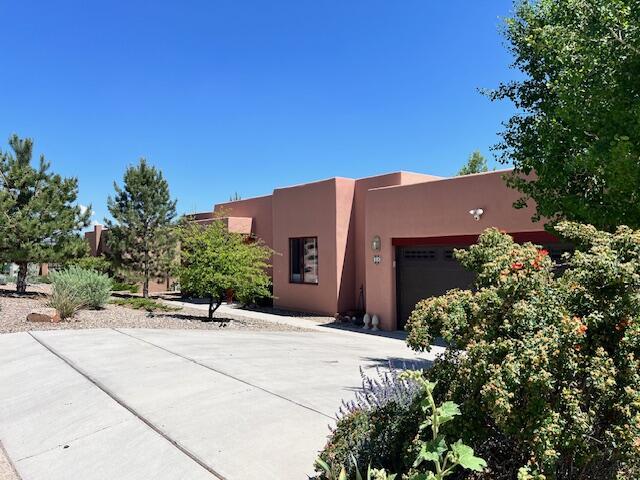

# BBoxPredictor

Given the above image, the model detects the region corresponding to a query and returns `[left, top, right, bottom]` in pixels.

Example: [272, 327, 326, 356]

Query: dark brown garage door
[396, 245, 475, 330]
[395, 242, 574, 330]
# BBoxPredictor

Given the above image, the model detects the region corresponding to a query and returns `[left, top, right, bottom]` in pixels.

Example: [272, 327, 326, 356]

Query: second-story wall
[214, 195, 273, 247]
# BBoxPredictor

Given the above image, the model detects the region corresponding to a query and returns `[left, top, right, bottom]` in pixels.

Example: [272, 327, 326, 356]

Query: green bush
[318, 368, 425, 478]
[50, 266, 112, 310]
[407, 222, 640, 479]
[110, 297, 179, 312]
[48, 284, 83, 319]
[317, 371, 486, 480]
[67, 255, 112, 275]
[322, 401, 421, 478]
[111, 281, 139, 293]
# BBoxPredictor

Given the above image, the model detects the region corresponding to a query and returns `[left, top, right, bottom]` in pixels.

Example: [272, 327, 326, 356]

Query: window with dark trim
[289, 237, 319, 284]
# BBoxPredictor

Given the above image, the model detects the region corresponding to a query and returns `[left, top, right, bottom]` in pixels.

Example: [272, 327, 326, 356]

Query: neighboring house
[84, 225, 172, 295]
[1, 263, 48, 278]
[195, 169, 567, 331]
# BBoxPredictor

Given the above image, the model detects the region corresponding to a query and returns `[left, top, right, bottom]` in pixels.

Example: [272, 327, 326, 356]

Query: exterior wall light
[469, 208, 484, 221]
[371, 235, 381, 251]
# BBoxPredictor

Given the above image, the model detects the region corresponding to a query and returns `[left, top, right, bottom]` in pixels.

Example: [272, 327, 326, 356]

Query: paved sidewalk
[162, 299, 409, 340]
[0, 327, 438, 480]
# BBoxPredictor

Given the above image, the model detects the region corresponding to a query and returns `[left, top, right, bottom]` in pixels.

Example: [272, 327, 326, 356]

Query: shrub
[50, 266, 111, 310]
[317, 371, 486, 480]
[110, 297, 179, 312]
[48, 284, 83, 319]
[406, 222, 640, 479]
[67, 255, 112, 275]
[111, 281, 139, 293]
[317, 368, 424, 478]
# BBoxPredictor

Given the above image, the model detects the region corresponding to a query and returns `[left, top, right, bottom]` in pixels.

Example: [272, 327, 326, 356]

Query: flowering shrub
[338, 366, 423, 417]
[407, 222, 640, 479]
[316, 371, 486, 480]
[317, 367, 423, 478]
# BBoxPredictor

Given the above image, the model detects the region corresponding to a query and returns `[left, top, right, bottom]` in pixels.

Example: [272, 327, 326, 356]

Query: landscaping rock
[27, 308, 61, 323]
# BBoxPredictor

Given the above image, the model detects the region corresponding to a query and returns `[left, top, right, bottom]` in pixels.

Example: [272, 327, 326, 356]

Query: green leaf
[407, 474, 433, 480]
[451, 440, 487, 472]
[414, 436, 447, 467]
[315, 457, 331, 474]
[436, 401, 461, 424]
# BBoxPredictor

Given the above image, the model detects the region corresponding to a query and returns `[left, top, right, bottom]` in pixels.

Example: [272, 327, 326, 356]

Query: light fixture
[371, 235, 381, 251]
[469, 208, 484, 221]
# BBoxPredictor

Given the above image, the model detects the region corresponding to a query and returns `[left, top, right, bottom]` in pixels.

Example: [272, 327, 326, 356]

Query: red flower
[538, 249, 549, 257]
[577, 324, 588, 335]
[511, 261, 524, 270]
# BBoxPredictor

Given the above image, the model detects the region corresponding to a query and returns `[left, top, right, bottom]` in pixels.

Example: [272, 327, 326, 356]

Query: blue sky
[1, 0, 519, 225]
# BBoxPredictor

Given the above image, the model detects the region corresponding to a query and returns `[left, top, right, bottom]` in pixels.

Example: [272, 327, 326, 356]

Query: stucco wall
[270, 179, 340, 314]
[364, 170, 542, 330]
[214, 195, 273, 246]
[84, 224, 107, 256]
[351, 172, 441, 310]
[335, 178, 356, 313]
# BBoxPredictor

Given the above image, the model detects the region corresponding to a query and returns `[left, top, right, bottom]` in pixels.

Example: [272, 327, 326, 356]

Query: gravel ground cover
[0, 285, 309, 334]
[0, 444, 18, 480]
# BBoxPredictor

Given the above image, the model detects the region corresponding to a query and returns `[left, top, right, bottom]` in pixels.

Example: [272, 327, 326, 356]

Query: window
[290, 237, 318, 284]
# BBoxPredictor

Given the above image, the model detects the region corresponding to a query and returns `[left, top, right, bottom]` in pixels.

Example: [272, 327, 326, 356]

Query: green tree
[177, 220, 272, 319]
[106, 158, 177, 297]
[0, 134, 90, 293]
[491, 0, 640, 230]
[457, 151, 489, 176]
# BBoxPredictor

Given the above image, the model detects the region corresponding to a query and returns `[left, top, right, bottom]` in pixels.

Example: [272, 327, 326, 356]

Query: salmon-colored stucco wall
[224, 216, 253, 234]
[271, 179, 342, 314]
[335, 178, 356, 313]
[214, 195, 273, 247]
[364, 170, 542, 330]
[352, 172, 441, 310]
[84, 224, 106, 256]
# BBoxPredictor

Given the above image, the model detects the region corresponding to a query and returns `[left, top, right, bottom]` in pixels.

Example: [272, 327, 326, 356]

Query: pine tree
[0, 134, 90, 293]
[106, 158, 177, 297]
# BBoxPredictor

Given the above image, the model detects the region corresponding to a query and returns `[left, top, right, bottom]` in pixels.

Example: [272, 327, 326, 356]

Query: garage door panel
[396, 246, 474, 330]
[395, 242, 574, 330]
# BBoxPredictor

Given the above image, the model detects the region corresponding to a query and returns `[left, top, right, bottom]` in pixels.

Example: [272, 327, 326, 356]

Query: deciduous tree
[177, 220, 272, 319]
[457, 151, 489, 176]
[492, 0, 640, 230]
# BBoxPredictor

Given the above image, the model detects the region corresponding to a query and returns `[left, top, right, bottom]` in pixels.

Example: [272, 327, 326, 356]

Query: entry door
[395, 245, 475, 330]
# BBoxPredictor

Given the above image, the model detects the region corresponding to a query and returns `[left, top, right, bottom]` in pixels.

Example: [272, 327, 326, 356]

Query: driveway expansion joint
[111, 328, 335, 420]
[13, 420, 132, 463]
[27, 331, 227, 480]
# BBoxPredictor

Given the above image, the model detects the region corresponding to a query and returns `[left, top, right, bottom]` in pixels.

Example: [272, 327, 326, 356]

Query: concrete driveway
[0, 327, 438, 480]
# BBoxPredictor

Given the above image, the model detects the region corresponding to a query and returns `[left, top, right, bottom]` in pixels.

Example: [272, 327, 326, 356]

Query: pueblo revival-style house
[189, 169, 565, 331]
